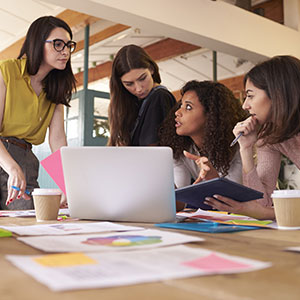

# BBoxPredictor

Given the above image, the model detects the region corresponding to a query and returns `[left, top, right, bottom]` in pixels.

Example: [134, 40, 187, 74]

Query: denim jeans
[0, 138, 39, 210]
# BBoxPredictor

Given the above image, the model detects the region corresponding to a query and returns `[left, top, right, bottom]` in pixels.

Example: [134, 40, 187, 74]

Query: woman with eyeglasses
[0, 16, 76, 210]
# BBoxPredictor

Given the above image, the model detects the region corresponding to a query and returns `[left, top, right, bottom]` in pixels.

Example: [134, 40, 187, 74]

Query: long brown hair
[159, 80, 247, 176]
[244, 55, 300, 145]
[18, 16, 76, 106]
[108, 44, 161, 146]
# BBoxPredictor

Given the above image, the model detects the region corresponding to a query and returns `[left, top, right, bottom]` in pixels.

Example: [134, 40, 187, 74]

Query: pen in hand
[11, 185, 31, 195]
[230, 132, 244, 147]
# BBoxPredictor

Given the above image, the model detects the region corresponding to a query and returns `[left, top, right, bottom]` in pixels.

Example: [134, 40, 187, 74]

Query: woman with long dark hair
[0, 16, 76, 209]
[204, 56, 300, 220]
[108, 44, 176, 146]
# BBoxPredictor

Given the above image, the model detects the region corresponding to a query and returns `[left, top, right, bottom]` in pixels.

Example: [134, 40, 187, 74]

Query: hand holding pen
[6, 185, 32, 206]
[231, 115, 259, 149]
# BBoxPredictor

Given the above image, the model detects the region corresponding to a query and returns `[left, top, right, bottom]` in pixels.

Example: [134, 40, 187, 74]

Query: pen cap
[32, 188, 62, 196]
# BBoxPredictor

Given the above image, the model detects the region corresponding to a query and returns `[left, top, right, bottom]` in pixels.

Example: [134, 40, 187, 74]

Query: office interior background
[0, 0, 299, 188]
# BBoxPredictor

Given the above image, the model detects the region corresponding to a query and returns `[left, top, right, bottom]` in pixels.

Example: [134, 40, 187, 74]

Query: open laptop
[60, 146, 176, 223]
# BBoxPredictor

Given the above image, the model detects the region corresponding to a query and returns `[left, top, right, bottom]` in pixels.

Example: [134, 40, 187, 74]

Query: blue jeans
[0, 138, 39, 210]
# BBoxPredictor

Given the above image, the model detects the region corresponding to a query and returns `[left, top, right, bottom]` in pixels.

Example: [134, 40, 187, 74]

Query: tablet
[175, 177, 264, 210]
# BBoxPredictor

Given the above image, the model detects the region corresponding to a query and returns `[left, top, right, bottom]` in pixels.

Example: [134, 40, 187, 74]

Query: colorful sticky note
[0, 228, 12, 237]
[34, 252, 97, 267]
[182, 253, 250, 271]
[41, 149, 66, 194]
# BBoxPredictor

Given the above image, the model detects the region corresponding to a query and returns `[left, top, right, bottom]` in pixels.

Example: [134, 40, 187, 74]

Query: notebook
[175, 177, 264, 210]
[60, 146, 176, 223]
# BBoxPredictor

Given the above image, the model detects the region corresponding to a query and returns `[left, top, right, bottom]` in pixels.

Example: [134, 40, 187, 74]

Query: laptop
[60, 146, 176, 223]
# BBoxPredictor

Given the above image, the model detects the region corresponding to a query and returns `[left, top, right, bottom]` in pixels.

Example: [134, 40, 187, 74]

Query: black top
[131, 86, 176, 146]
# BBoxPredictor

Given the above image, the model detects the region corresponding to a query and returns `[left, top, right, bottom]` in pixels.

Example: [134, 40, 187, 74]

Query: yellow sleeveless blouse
[0, 58, 56, 145]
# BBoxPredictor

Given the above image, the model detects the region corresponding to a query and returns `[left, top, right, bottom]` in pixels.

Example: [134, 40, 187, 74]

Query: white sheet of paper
[1, 222, 144, 236]
[6, 245, 271, 292]
[17, 229, 203, 252]
[0, 208, 69, 218]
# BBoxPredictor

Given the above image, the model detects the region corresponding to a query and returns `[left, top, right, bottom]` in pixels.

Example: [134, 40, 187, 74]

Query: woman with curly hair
[159, 80, 247, 196]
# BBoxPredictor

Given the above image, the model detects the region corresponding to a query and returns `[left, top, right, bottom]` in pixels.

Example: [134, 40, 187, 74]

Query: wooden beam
[252, 0, 283, 24]
[74, 24, 130, 53]
[0, 9, 100, 60]
[144, 38, 199, 62]
[172, 74, 245, 102]
[75, 38, 200, 87]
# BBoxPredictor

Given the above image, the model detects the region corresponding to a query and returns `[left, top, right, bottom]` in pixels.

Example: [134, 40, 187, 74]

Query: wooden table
[1, 216, 300, 300]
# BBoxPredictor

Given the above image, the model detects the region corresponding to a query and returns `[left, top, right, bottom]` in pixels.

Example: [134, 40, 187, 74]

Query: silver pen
[230, 132, 244, 147]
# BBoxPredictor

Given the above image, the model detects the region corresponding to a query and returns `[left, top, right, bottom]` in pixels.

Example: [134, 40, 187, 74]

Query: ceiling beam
[42, 0, 300, 63]
[74, 24, 129, 53]
[74, 38, 200, 87]
[0, 9, 100, 60]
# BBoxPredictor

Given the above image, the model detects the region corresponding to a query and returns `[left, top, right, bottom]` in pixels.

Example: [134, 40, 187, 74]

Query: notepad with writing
[175, 178, 264, 210]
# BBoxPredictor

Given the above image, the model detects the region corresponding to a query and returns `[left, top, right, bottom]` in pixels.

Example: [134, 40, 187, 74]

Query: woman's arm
[48, 104, 67, 152]
[48, 104, 68, 207]
[204, 194, 275, 220]
[0, 71, 30, 203]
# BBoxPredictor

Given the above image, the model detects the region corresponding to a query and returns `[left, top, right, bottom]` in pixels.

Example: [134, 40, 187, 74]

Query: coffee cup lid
[271, 190, 300, 198]
[32, 188, 62, 196]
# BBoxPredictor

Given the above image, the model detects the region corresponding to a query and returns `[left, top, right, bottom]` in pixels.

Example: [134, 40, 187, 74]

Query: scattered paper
[17, 229, 204, 252]
[177, 209, 277, 228]
[6, 245, 271, 291]
[156, 222, 259, 233]
[1, 222, 143, 236]
[0, 208, 69, 218]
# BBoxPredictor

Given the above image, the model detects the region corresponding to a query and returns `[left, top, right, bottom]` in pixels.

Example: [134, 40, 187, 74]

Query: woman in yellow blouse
[0, 16, 76, 209]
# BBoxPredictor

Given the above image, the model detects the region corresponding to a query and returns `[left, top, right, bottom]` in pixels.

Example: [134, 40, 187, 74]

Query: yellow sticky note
[34, 252, 97, 267]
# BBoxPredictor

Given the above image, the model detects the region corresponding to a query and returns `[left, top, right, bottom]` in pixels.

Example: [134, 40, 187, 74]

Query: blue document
[175, 177, 264, 210]
[156, 222, 260, 233]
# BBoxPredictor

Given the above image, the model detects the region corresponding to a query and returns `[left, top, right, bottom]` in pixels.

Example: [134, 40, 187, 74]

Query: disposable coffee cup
[32, 189, 62, 222]
[271, 190, 300, 230]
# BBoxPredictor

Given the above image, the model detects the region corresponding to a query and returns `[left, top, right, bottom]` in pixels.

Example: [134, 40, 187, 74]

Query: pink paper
[40, 149, 66, 195]
[182, 253, 250, 271]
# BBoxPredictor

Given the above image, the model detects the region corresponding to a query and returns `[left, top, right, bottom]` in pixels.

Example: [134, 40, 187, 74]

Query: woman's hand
[60, 193, 68, 208]
[184, 150, 219, 184]
[204, 194, 275, 220]
[6, 165, 31, 206]
[233, 115, 259, 150]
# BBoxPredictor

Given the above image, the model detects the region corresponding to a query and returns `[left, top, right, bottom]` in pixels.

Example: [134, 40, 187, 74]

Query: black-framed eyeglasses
[45, 39, 77, 53]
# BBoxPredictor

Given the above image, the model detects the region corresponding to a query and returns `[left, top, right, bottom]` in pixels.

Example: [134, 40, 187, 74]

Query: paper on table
[156, 222, 259, 233]
[17, 229, 204, 252]
[6, 245, 271, 291]
[40, 149, 66, 194]
[177, 209, 277, 228]
[0, 208, 69, 218]
[1, 222, 144, 236]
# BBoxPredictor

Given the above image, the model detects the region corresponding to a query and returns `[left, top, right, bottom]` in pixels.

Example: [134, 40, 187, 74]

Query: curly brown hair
[159, 80, 248, 176]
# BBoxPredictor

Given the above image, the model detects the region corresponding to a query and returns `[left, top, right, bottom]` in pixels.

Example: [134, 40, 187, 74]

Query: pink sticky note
[40, 149, 66, 195]
[182, 253, 250, 272]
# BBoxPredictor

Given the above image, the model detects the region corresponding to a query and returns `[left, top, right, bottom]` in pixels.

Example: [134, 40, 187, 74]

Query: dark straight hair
[108, 44, 161, 146]
[18, 16, 76, 106]
[244, 55, 300, 144]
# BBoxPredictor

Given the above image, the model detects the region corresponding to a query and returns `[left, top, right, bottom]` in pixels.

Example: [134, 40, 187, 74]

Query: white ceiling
[0, 0, 265, 93]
